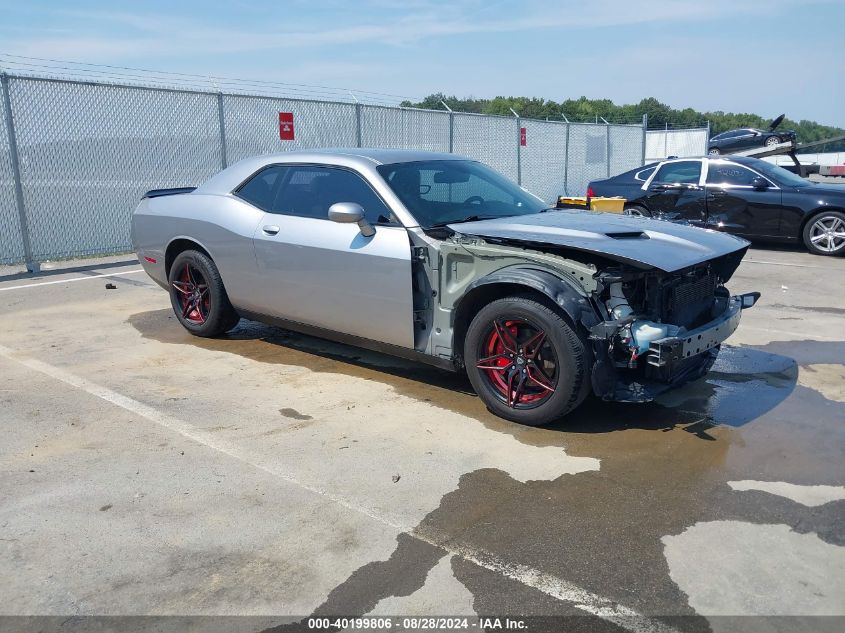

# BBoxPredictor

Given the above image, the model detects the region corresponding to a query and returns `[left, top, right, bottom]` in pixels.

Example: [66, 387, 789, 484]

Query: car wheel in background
[623, 204, 651, 217]
[765, 136, 781, 147]
[464, 295, 588, 426]
[168, 250, 240, 336]
[708, 147, 721, 155]
[803, 212, 845, 256]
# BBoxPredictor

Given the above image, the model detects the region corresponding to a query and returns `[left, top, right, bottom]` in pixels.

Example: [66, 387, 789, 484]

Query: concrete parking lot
[1, 244, 843, 632]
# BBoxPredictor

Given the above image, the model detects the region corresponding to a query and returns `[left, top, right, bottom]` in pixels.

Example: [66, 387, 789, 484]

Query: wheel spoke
[181, 298, 193, 318]
[184, 263, 195, 286]
[493, 320, 518, 353]
[527, 366, 555, 393]
[507, 370, 528, 408]
[522, 330, 546, 359]
[476, 353, 511, 371]
[172, 281, 192, 296]
[810, 233, 827, 243]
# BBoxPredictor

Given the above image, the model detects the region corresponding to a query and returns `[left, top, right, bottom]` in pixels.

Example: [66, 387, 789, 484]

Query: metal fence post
[216, 92, 227, 169]
[1, 73, 38, 273]
[516, 117, 522, 185]
[509, 108, 521, 186]
[355, 102, 362, 148]
[641, 113, 648, 166]
[563, 122, 570, 196]
[605, 121, 611, 177]
[664, 122, 668, 158]
[705, 119, 711, 154]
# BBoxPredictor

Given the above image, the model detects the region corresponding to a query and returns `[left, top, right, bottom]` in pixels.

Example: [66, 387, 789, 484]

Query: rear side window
[235, 165, 395, 224]
[634, 167, 656, 182]
[236, 166, 288, 211]
[273, 166, 394, 224]
[653, 161, 702, 185]
[706, 163, 762, 187]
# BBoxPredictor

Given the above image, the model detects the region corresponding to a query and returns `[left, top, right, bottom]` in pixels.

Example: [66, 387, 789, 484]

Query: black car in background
[586, 155, 845, 256]
[708, 114, 796, 155]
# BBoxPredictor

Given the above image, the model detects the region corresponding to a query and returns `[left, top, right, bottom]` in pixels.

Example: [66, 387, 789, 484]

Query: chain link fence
[0, 72, 706, 269]
[645, 128, 709, 162]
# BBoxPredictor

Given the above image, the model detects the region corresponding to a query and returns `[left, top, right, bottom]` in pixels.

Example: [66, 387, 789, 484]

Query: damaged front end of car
[439, 212, 760, 403]
[587, 258, 759, 402]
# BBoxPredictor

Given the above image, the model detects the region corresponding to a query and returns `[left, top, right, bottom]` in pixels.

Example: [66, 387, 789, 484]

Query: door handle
[708, 190, 727, 197]
[262, 225, 280, 235]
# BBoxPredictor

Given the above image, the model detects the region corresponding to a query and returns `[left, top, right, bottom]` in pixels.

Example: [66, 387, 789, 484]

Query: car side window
[235, 166, 289, 211]
[634, 167, 656, 182]
[653, 161, 702, 185]
[706, 163, 762, 187]
[271, 166, 396, 224]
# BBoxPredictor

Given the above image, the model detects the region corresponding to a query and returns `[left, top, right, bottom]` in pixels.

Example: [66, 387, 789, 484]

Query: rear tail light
[586, 186, 596, 198]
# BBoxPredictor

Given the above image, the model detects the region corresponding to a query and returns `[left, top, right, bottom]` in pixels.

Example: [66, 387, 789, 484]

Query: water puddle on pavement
[130, 310, 845, 619]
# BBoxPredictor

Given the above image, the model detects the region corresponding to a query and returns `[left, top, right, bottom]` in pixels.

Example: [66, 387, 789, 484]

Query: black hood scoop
[606, 231, 648, 239]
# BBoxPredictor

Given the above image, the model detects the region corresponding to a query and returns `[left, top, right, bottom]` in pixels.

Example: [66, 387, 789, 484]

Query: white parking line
[0, 343, 679, 633]
[744, 259, 826, 269]
[0, 269, 145, 292]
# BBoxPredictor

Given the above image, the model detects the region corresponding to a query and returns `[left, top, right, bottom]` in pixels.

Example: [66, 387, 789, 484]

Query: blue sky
[1, 0, 843, 125]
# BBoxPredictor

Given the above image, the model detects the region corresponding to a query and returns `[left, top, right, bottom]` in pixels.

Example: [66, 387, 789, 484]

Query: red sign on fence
[279, 112, 295, 141]
[520, 127, 527, 146]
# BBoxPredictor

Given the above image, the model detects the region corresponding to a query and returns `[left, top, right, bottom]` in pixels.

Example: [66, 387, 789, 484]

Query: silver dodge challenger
[132, 149, 759, 425]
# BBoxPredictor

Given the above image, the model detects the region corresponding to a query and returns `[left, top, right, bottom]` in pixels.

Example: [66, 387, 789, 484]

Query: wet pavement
[0, 245, 843, 632]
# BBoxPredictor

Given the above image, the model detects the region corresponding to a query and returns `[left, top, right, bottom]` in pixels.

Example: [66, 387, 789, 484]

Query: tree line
[400, 94, 845, 151]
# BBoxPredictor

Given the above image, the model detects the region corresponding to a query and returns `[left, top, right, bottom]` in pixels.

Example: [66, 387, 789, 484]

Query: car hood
[448, 210, 750, 273]
[768, 114, 785, 131]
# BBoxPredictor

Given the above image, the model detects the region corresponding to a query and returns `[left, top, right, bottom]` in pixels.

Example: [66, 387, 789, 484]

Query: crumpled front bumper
[592, 292, 760, 403]
[646, 292, 759, 370]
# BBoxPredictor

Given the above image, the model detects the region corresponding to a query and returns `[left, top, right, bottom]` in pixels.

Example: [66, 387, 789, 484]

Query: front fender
[459, 266, 602, 329]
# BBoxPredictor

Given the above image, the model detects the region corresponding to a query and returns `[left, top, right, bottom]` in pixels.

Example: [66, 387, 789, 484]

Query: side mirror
[328, 202, 375, 237]
[751, 177, 769, 191]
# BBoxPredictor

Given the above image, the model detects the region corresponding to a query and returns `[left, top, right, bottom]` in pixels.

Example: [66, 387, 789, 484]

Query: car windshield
[749, 160, 814, 187]
[377, 160, 548, 228]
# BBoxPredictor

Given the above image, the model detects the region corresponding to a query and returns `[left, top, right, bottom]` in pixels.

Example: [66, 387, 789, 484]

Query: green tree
[401, 94, 845, 151]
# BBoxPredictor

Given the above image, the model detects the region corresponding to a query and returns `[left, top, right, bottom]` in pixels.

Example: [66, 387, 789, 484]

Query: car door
[641, 160, 706, 223]
[704, 161, 782, 238]
[242, 164, 414, 349]
[733, 129, 762, 151]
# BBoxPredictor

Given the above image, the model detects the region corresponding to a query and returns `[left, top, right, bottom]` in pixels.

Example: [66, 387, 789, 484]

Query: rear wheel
[803, 211, 845, 256]
[168, 250, 240, 336]
[708, 147, 721, 155]
[464, 296, 588, 426]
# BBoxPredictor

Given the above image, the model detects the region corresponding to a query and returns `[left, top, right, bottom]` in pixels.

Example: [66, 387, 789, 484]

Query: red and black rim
[172, 263, 210, 324]
[476, 318, 558, 409]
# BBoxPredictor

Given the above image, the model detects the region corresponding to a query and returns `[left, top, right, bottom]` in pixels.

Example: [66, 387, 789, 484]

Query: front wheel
[464, 296, 588, 425]
[168, 250, 240, 336]
[765, 135, 781, 147]
[708, 147, 721, 155]
[803, 212, 845, 256]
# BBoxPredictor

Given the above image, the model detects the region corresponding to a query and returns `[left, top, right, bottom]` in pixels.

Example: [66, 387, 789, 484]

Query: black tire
[708, 147, 721, 155]
[624, 204, 651, 217]
[765, 135, 781, 147]
[802, 211, 845, 256]
[464, 295, 588, 426]
[168, 250, 240, 337]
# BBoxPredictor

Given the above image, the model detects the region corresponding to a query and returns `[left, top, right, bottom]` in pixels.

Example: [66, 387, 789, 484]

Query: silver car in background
[132, 149, 759, 425]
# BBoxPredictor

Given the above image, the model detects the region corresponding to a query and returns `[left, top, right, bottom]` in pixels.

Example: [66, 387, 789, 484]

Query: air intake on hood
[606, 231, 648, 240]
